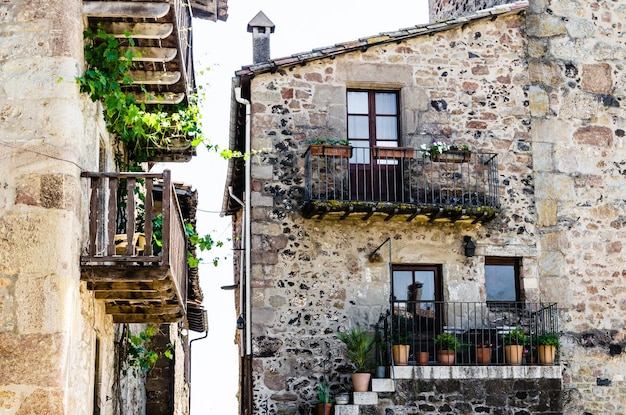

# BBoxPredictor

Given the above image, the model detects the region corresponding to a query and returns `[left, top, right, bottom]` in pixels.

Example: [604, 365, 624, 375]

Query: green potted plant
[475, 340, 493, 365]
[391, 315, 411, 366]
[337, 326, 374, 392]
[308, 138, 353, 158]
[434, 333, 461, 365]
[537, 332, 560, 365]
[315, 379, 332, 415]
[502, 328, 526, 365]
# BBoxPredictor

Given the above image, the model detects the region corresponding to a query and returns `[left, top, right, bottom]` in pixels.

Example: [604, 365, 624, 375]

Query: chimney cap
[247, 11, 275, 33]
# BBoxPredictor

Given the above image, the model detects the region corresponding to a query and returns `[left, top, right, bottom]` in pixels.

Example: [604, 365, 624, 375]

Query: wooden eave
[82, 265, 186, 323]
[301, 201, 499, 224]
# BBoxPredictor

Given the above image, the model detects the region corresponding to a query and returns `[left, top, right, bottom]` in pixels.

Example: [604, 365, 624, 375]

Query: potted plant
[475, 340, 493, 365]
[391, 315, 411, 366]
[502, 328, 526, 365]
[374, 324, 388, 378]
[434, 333, 461, 365]
[308, 138, 353, 158]
[334, 385, 350, 405]
[537, 332, 560, 365]
[420, 140, 471, 163]
[371, 145, 414, 159]
[315, 379, 332, 415]
[337, 326, 374, 392]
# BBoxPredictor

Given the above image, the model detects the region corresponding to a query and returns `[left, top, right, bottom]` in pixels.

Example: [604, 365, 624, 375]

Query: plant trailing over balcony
[120, 324, 173, 378]
[419, 139, 470, 158]
[77, 26, 208, 165]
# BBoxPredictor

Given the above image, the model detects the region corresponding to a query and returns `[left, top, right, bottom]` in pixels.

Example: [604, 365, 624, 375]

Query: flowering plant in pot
[338, 326, 374, 392]
[308, 138, 352, 157]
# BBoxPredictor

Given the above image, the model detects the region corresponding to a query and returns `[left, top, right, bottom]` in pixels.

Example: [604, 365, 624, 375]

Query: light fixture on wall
[463, 236, 476, 257]
[236, 315, 245, 330]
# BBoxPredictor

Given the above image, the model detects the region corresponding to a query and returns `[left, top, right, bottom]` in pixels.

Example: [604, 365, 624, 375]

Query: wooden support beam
[384, 208, 399, 221]
[471, 211, 489, 224]
[128, 70, 181, 85]
[98, 22, 173, 39]
[112, 312, 185, 324]
[120, 47, 177, 62]
[339, 205, 353, 220]
[406, 208, 421, 222]
[106, 303, 182, 315]
[133, 92, 186, 104]
[362, 207, 377, 220]
[429, 207, 444, 223]
[83, 1, 170, 19]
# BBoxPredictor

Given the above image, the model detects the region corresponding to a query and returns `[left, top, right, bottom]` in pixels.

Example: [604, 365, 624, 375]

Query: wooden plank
[128, 70, 181, 85]
[95, 290, 174, 300]
[98, 22, 173, 39]
[120, 47, 177, 62]
[83, 1, 170, 18]
[81, 266, 170, 281]
[161, 170, 171, 267]
[88, 178, 99, 258]
[107, 178, 117, 256]
[112, 312, 184, 324]
[144, 179, 154, 256]
[87, 279, 173, 291]
[133, 92, 185, 104]
[106, 303, 182, 315]
[126, 178, 136, 256]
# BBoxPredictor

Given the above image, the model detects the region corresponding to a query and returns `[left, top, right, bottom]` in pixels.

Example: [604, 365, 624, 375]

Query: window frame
[484, 256, 522, 305]
[347, 89, 400, 150]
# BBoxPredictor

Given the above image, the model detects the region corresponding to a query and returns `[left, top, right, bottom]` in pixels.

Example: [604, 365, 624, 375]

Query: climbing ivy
[121, 324, 173, 378]
[77, 26, 208, 165]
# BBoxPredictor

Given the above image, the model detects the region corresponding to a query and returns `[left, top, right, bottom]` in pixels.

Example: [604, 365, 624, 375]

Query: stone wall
[243, 14, 534, 414]
[429, 0, 514, 22]
[379, 377, 562, 414]
[0, 1, 145, 414]
[525, 0, 626, 413]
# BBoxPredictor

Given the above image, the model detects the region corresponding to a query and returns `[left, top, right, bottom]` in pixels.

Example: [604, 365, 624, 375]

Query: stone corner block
[371, 378, 395, 392]
[353, 391, 378, 405]
[334, 405, 359, 415]
[391, 365, 414, 379]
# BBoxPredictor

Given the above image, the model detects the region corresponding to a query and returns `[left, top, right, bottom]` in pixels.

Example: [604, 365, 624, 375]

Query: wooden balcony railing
[302, 146, 500, 223]
[80, 170, 188, 323]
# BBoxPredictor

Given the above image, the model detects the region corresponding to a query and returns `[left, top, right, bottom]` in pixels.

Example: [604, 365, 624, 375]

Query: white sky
[166, 1, 430, 413]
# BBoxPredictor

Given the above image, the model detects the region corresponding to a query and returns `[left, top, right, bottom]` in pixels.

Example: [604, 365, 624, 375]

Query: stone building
[0, 1, 227, 414]
[223, 1, 626, 414]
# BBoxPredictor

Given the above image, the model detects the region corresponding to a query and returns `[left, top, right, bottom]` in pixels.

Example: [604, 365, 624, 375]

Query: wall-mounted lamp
[236, 315, 245, 330]
[463, 236, 476, 257]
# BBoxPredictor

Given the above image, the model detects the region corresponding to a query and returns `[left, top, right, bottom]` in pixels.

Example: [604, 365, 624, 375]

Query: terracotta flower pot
[418, 351, 429, 366]
[505, 345, 524, 365]
[437, 350, 456, 365]
[351, 372, 371, 392]
[538, 345, 557, 365]
[315, 403, 332, 415]
[392, 344, 410, 366]
[475, 347, 492, 365]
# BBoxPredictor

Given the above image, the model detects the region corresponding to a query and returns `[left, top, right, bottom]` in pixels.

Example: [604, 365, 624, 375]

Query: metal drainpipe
[228, 186, 246, 358]
[189, 310, 209, 413]
[234, 87, 252, 356]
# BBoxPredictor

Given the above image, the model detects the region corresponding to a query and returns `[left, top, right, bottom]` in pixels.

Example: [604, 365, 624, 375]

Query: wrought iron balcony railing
[302, 146, 500, 222]
[379, 301, 559, 367]
[80, 170, 188, 323]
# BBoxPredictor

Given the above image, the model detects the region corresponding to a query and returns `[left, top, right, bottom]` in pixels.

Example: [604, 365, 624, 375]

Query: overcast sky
[170, 2, 430, 413]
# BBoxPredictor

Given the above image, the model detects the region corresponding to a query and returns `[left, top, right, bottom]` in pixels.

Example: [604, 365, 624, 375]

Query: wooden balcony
[80, 170, 188, 324]
[82, 0, 228, 162]
[302, 146, 500, 223]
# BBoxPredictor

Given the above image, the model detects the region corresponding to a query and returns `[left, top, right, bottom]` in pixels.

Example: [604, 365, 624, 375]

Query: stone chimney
[247, 11, 275, 64]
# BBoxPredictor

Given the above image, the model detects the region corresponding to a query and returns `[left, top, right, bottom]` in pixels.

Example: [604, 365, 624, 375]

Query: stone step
[353, 391, 378, 405]
[334, 404, 359, 415]
[371, 378, 395, 392]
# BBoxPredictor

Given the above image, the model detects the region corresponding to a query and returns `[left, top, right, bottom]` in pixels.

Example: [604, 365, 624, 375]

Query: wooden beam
[133, 92, 186, 104]
[98, 22, 173, 39]
[83, 2, 170, 19]
[95, 290, 176, 300]
[128, 70, 181, 85]
[106, 303, 182, 315]
[112, 312, 185, 324]
[120, 47, 177, 62]
[87, 279, 174, 292]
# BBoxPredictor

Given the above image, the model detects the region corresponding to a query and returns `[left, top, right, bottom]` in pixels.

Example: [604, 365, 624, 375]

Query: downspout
[188, 311, 209, 412]
[234, 87, 252, 357]
[228, 186, 245, 358]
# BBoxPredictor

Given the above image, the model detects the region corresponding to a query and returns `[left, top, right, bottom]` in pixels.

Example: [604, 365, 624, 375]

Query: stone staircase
[334, 379, 395, 415]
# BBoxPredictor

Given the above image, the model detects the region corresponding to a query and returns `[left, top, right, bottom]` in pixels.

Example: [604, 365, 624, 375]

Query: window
[347, 90, 400, 164]
[485, 257, 521, 303]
